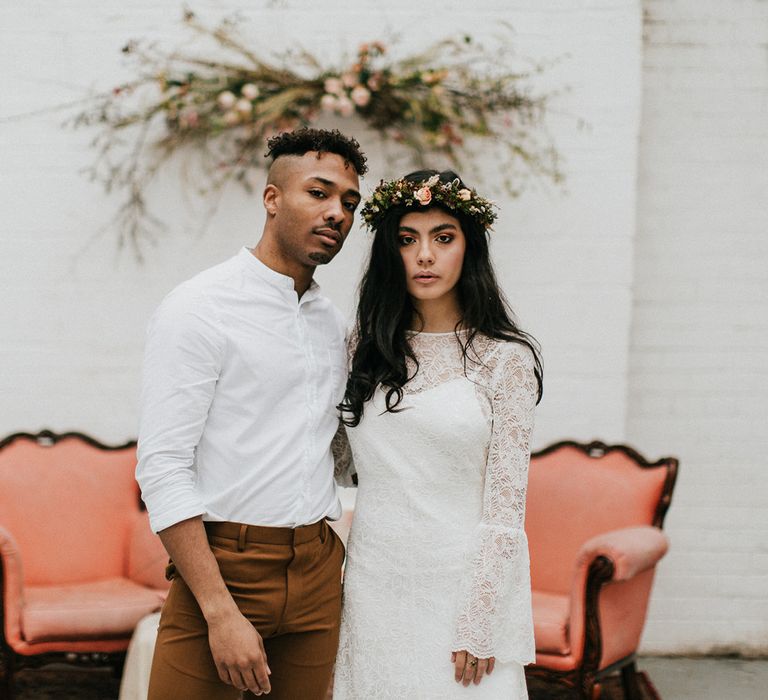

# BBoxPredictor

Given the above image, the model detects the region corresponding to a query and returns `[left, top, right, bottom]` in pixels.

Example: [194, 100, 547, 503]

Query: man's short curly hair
[265, 128, 368, 176]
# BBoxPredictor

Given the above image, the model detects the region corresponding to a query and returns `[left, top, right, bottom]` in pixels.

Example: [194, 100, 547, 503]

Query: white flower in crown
[425, 174, 440, 188]
[458, 188, 472, 201]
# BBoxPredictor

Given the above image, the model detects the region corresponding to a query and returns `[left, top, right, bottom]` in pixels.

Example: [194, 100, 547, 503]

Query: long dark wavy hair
[339, 169, 542, 427]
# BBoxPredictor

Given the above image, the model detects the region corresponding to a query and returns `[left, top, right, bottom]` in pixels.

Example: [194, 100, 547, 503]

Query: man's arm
[158, 517, 271, 695]
[137, 292, 270, 695]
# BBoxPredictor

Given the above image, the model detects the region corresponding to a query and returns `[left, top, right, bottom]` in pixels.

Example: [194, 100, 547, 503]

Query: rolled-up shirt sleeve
[136, 289, 224, 533]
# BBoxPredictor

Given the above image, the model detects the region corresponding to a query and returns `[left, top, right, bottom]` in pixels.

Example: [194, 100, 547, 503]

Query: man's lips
[314, 228, 341, 247]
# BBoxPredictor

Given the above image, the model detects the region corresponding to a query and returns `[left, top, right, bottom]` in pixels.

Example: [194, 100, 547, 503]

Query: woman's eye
[398, 236, 416, 246]
[436, 234, 454, 244]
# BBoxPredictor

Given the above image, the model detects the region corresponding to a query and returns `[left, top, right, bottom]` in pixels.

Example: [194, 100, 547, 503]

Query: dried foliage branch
[72, 10, 563, 253]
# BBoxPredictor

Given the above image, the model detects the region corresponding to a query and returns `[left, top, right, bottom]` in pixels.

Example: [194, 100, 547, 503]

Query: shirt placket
[295, 300, 318, 525]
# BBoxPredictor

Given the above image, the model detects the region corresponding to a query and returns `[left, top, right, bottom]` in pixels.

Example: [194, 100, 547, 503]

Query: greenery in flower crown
[362, 175, 497, 231]
[71, 9, 562, 256]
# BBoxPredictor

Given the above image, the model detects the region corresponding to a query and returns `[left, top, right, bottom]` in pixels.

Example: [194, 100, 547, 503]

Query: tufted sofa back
[0, 433, 140, 585]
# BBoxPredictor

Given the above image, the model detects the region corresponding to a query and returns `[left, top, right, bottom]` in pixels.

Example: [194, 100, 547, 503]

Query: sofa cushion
[21, 578, 166, 643]
[532, 590, 571, 655]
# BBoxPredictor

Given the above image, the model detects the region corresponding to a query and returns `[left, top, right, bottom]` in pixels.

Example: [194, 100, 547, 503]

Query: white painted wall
[630, 0, 768, 655]
[0, 0, 642, 449]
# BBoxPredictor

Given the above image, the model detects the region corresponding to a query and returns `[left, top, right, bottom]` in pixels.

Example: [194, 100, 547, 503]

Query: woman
[332, 170, 542, 698]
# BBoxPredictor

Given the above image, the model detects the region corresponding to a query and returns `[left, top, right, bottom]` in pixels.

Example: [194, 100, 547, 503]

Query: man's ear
[263, 184, 279, 216]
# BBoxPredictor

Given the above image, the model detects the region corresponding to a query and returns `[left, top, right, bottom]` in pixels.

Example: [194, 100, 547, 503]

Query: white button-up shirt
[136, 248, 346, 533]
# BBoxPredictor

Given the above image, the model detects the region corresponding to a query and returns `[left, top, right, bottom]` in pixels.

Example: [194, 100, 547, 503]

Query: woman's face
[397, 208, 466, 304]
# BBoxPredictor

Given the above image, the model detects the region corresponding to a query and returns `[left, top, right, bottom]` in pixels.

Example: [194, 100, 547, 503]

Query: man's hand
[208, 610, 271, 695]
[452, 650, 495, 687]
[158, 518, 272, 693]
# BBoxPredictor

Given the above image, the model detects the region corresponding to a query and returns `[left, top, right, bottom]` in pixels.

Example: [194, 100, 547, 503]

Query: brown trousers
[147, 519, 345, 700]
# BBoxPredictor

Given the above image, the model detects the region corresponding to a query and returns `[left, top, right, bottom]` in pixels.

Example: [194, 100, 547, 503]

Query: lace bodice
[333, 331, 537, 666]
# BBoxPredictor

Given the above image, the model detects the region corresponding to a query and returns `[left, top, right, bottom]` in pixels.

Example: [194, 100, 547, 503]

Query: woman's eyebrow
[398, 223, 458, 234]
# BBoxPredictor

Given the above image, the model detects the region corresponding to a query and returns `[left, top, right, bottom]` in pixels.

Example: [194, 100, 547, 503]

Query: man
[136, 128, 367, 699]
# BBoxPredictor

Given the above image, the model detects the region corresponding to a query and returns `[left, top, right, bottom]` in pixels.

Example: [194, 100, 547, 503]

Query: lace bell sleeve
[451, 342, 537, 664]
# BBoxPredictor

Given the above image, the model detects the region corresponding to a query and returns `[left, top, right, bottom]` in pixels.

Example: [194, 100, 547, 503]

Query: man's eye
[309, 189, 326, 198]
[343, 201, 358, 212]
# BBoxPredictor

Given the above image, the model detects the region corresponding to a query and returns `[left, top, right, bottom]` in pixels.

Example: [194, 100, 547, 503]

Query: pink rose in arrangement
[241, 83, 259, 100]
[222, 110, 239, 126]
[320, 94, 338, 112]
[367, 72, 383, 91]
[337, 96, 355, 117]
[415, 187, 432, 205]
[342, 72, 358, 88]
[235, 98, 253, 116]
[179, 110, 199, 129]
[217, 90, 236, 109]
[324, 77, 344, 96]
[350, 85, 371, 107]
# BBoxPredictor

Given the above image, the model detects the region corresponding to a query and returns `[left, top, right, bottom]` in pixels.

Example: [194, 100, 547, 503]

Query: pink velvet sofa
[524, 440, 678, 699]
[0, 430, 170, 698]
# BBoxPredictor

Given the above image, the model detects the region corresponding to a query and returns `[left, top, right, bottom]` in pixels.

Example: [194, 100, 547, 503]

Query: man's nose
[324, 197, 345, 223]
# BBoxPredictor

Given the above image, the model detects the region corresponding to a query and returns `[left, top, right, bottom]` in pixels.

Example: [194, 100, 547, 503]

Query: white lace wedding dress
[332, 331, 537, 699]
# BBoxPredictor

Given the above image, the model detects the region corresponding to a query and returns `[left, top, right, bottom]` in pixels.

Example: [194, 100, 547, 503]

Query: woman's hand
[451, 650, 495, 687]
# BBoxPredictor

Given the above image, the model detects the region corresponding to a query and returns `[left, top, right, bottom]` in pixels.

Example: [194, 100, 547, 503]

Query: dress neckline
[406, 328, 471, 337]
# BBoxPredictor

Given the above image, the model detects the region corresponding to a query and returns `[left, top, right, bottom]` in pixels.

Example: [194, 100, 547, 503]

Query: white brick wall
[629, 0, 768, 655]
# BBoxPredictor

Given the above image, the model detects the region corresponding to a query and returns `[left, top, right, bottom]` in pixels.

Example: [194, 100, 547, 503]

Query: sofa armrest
[576, 526, 669, 582]
[127, 511, 171, 592]
[0, 524, 25, 648]
[564, 525, 669, 664]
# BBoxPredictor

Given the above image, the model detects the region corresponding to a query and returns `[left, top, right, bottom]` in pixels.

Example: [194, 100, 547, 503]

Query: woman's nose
[417, 245, 434, 265]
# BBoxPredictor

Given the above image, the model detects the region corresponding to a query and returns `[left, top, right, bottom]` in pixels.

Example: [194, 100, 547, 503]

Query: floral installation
[361, 175, 497, 231]
[72, 9, 561, 255]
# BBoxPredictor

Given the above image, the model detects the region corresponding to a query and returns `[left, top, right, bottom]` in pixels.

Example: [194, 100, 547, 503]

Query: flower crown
[360, 174, 497, 231]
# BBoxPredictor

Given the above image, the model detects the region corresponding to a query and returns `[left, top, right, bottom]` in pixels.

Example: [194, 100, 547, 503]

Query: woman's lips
[413, 273, 439, 284]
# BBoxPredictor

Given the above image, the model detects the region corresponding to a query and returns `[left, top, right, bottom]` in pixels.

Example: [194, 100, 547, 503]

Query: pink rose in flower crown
[350, 85, 371, 107]
[414, 187, 432, 205]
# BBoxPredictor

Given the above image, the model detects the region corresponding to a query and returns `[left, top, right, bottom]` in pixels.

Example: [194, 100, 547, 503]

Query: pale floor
[639, 657, 768, 700]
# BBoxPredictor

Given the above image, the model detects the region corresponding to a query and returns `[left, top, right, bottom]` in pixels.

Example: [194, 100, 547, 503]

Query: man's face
[264, 152, 361, 268]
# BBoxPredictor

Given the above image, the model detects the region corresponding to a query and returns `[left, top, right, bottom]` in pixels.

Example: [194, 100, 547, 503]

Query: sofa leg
[620, 661, 642, 700]
[0, 650, 14, 700]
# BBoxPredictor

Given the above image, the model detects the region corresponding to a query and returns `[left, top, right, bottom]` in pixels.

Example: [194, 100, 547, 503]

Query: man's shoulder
[152, 254, 242, 326]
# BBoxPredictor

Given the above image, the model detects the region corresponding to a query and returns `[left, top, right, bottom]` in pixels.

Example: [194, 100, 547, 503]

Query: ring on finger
[468, 658, 478, 667]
